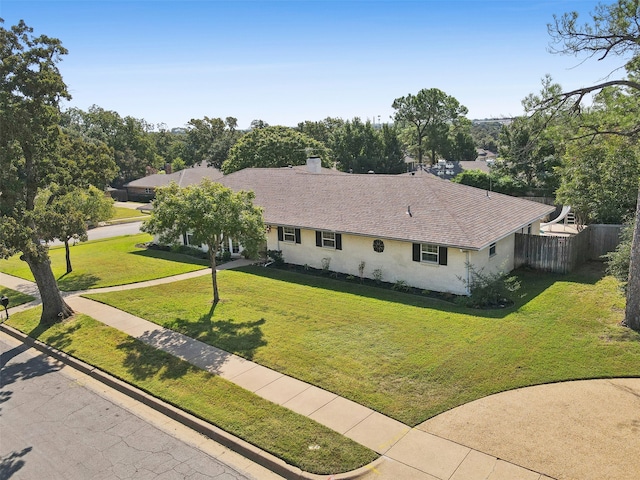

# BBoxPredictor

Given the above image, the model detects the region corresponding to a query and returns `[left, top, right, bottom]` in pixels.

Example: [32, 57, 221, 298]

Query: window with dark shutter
[438, 246, 448, 266]
[414, 243, 447, 265]
[421, 244, 438, 263]
[413, 243, 421, 262]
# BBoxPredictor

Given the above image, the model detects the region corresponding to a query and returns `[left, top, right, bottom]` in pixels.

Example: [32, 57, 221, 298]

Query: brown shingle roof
[220, 168, 554, 250]
[124, 164, 223, 189]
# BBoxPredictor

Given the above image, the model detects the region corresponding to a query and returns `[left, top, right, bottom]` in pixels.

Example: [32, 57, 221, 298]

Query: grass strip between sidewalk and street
[5, 308, 378, 475]
[0, 234, 208, 291]
[0, 287, 35, 308]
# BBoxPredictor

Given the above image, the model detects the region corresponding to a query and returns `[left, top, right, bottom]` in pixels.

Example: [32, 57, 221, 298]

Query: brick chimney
[306, 156, 321, 174]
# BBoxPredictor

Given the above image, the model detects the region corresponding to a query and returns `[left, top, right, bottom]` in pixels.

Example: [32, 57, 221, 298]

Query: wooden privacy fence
[514, 224, 622, 274]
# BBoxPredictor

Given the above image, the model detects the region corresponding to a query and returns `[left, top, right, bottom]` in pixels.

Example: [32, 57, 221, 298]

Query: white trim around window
[322, 231, 336, 248]
[283, 226, 296, 242]
[421, 243, 439, 263]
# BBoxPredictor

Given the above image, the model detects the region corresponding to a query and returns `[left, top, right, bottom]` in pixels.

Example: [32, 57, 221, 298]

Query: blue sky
[1, 1, 626, 130]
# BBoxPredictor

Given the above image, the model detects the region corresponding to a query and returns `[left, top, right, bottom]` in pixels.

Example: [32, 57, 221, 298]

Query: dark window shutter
[413, 243, 421, 262]
[316, 231, 322, 247]
[277, 226, 284, 241]
[295, 228, 301, 244]
[335, 233, 342, 250]
[438, 246, 448, 266]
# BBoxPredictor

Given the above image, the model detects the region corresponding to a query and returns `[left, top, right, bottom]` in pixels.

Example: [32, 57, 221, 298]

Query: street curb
[0, 323, 382, 480]
[100, 217, 147, 226]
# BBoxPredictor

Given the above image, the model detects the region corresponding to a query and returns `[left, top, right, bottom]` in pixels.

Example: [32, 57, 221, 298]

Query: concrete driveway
[418, 378, 640, 480]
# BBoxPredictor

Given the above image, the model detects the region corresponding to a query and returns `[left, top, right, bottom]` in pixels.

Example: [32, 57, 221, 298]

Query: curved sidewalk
[1, 267, 589, 479]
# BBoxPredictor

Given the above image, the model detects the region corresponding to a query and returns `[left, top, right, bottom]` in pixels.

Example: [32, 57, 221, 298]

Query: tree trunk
[624, 188, 640, 331]
[64, 239, 73, 274]
[208, 243, 219, 304]
[23, 252, 74, 325]
[416, 128, 423, 166]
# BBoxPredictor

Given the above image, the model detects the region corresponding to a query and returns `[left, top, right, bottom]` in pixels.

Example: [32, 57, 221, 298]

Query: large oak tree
[1, 20, 74, 323]
[392, 88, 468, 165]
[221, 126, 331, 174]
[62, 105, 158, 187]
[183, 116, 242, 169]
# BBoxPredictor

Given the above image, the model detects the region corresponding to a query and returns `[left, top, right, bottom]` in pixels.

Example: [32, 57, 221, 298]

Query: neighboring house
[457, 160, 492, 174]
[406, 157, 494, 180]
[406, 159, 493, 180]
[123, 163, 224, 202]
[208, 158, 554, 296]
[475, 149, 498, 162]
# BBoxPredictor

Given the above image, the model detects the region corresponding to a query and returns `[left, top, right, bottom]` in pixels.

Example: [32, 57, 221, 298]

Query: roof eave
[475, 207, 556, 251]
[267, 204, 555, 253]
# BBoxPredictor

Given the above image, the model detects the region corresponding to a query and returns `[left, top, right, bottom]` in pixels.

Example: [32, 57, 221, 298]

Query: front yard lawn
[0, 234, 208, 291]
[5, 309, 376, 474]
[109, 206, 147, 221]
[86, 262, 640, 426]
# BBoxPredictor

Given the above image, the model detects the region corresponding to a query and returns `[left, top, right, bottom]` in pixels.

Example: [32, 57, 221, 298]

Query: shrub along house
[210, 158, 554, 296]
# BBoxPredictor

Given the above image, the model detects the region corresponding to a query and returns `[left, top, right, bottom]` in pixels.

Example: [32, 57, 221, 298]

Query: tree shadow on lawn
[116, 335, 193, 381]
[115, 304, 267, 381]
[129, 248, 209, 267]
[28, 321, 81, 354]
[56, 272, 101, 291]
[0, 288, 34, 308]
[232, 261, 610, 320]
[166, 303, 267, 360]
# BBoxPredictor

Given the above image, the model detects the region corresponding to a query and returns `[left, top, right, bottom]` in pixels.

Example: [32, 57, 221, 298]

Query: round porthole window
[373, 239, 384, 253]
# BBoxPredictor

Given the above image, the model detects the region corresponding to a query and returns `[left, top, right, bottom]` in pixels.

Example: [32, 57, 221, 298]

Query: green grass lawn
[5, 309, 376, 474]
[86, 262, 640, 426]
[0, 286, 35, 308]
[110, 206, 147, 221]
[0, 234, 208, 291]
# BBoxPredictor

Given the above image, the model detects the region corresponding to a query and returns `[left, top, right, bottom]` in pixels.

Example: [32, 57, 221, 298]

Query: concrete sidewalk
[0, 267, 585, 479]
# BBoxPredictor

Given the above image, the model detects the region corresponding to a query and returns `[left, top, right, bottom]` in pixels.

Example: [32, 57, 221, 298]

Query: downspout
[465, 250, 471, 296]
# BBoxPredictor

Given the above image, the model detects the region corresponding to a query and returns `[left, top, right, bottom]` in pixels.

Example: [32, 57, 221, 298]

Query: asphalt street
[0, 334, 255, 480]
[47, 221, 143, 248]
